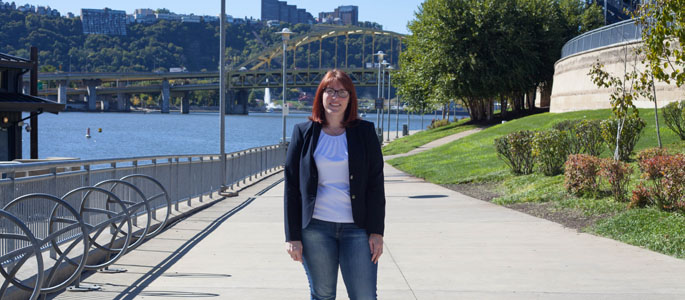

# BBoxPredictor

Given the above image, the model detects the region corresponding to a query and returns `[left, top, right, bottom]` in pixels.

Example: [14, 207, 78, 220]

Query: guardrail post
[249, 150, 253, 181]
[229, 153, 235, 190]
[111, 162, 117, 182]
[199, 157, 204, 203]
[84, 164, 91, 187]
[152, 158, 158, 185]
[209, 156, 215, 200]
[174, 157, 180, 211]
[187, 156, 192, 207]
[260, 148, 264, 176]
[243, 151, 247, 185]
[235, 153, 241, 188]
[5, 171, 16, 265]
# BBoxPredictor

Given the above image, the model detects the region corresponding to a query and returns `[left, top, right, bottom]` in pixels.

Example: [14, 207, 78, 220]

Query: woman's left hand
[369, 234, 383, 264]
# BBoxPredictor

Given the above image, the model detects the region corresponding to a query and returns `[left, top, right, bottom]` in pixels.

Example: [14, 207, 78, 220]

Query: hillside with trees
[0, 10, 398, 73]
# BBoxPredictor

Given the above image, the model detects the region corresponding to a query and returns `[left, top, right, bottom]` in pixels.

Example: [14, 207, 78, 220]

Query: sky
[21, 0, 424, 34]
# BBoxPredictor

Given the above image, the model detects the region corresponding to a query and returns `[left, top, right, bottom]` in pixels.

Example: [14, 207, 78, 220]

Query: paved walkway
[384, 128, 484, 160]
[52, 130, 685, 299]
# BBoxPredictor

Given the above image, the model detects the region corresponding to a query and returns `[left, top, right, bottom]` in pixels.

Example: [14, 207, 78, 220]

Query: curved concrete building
[550, 21, 684, 113]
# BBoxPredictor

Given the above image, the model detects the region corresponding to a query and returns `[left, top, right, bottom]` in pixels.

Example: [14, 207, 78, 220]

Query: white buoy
[86, 128, 91, 138]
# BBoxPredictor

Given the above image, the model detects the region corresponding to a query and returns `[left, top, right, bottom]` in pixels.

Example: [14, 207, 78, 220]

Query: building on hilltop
[132, 8, 226, 24]
[155, 12, 182, 22]
[181, 15, 201, 23]
[0, 1, 57, 16]
[203, 15, 220, 23]
[261, 0, 314, 25]
[595, 0, 640, 24]
[319, 5, 358, 26]
[0, 1, 17, 11]
[134, 8, 156, 24]
[81, 8, 127, 35]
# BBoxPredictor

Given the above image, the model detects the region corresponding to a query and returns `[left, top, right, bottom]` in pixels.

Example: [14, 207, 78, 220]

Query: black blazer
[284, 119, 385, 242]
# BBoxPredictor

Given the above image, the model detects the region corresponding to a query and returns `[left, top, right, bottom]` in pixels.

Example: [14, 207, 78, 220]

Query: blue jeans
[301, 218, 378, 300]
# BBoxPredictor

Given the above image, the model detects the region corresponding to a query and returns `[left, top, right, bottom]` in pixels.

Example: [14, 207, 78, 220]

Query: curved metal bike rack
[0, 174, 171, 298]
[119, 174, 171, 239]
[63, 187, 132, 271]
[2, 193, 90, 295]
[0, 210, 45, 300]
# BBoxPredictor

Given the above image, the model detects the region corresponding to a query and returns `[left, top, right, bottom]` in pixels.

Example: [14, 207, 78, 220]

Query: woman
[284, 69, 386, 300]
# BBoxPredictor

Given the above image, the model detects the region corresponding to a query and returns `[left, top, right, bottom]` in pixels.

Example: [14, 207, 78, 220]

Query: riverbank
[385, 109, 685, 259]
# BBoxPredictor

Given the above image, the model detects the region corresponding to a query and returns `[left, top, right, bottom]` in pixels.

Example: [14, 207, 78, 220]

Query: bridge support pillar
[57, 80, 68, 104]
[181, 92, 190, 114]
[227, 89, 249, 115]
[83, 79, 101, 111]
[161, 79, 170, 114]
[116, 81, 130, 112]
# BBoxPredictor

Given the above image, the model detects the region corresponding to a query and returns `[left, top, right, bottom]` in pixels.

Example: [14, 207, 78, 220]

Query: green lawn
[388, 108, 685, 258]
[382, 119, 478, 156]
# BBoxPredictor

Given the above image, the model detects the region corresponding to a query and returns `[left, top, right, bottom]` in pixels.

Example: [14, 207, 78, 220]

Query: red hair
[309, 69, 359, 127]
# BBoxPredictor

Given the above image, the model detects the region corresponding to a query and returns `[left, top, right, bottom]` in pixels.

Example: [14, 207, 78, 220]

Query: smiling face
[322, 80, 350, 120]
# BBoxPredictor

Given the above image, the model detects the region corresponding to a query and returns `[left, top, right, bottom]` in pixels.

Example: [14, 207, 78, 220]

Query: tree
[636, 0, 685, 147]
[637, 0, 685, 88]
[397, 0, 603, 122]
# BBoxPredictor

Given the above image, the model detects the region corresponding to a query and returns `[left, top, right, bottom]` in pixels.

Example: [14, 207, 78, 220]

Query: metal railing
[0, 143, 286, 299]
[0, 144, 286, 209]
[561, 19, 643, 59]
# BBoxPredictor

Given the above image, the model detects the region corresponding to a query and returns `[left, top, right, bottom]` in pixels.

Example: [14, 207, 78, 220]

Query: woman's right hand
[285, 241, 303, 262]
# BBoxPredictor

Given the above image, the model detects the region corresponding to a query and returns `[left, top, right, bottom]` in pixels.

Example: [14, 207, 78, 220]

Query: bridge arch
[237, 27, 406, 72]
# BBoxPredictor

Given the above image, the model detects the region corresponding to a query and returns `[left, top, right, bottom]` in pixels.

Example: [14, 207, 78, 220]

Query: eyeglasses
[324, 88, 349, 98]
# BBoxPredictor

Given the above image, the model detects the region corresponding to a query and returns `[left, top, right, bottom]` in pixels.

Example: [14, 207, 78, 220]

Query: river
[21, 111, 450, 160]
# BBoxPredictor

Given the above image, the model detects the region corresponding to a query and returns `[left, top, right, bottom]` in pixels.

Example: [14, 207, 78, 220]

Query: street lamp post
[373, 51, 385, 133]
[386, 65, 393, 141]
[279, 28, 292, 146]
[219, 0, 227, 191]
[380, 60, 388, 138]
[396, 94, 400, 138]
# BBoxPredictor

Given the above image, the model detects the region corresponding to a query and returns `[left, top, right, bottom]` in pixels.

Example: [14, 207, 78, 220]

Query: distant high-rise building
[288, 5, 297, 24]
[320, 5, 358, 26]
[278, 2, 288, 22]
[596, 0, 639, 24]
[336, 5, 358, 26]
[262, 0, 279, 21]
[261, 0, 313, 24]
[81, 8, 127, 35]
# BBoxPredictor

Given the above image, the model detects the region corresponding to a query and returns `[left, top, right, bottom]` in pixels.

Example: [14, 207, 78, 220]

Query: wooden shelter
[0, 48, 64, 161]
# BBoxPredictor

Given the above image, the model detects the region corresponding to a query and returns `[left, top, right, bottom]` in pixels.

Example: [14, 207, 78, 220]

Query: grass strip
[387, 108, 685, 258]
[590, 208, 685, 259]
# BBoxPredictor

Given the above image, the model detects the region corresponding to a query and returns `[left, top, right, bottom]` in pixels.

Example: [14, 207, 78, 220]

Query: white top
[312, 130, 354, 223]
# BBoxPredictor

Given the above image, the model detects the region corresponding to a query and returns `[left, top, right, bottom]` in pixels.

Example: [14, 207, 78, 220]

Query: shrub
[574, 120, 604, 156]
[662, 100, 685, 140]
[636, 147, 671, 172]
[553, 120, 583, 155]
[599, 158, 633, 202]
[629, 184, 652, 209]
[600, 115, 646, 161]
[532, 129, 570, 176]
[564, 154, 601, 197]
[428, 119, 450, 129]
[494, 130, 536, 175]
[638, 154, 685, 211]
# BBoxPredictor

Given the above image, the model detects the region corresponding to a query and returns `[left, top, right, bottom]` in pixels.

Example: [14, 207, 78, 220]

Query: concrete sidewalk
[383, 128, 483, 161]
[51, 134, 685, 299]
